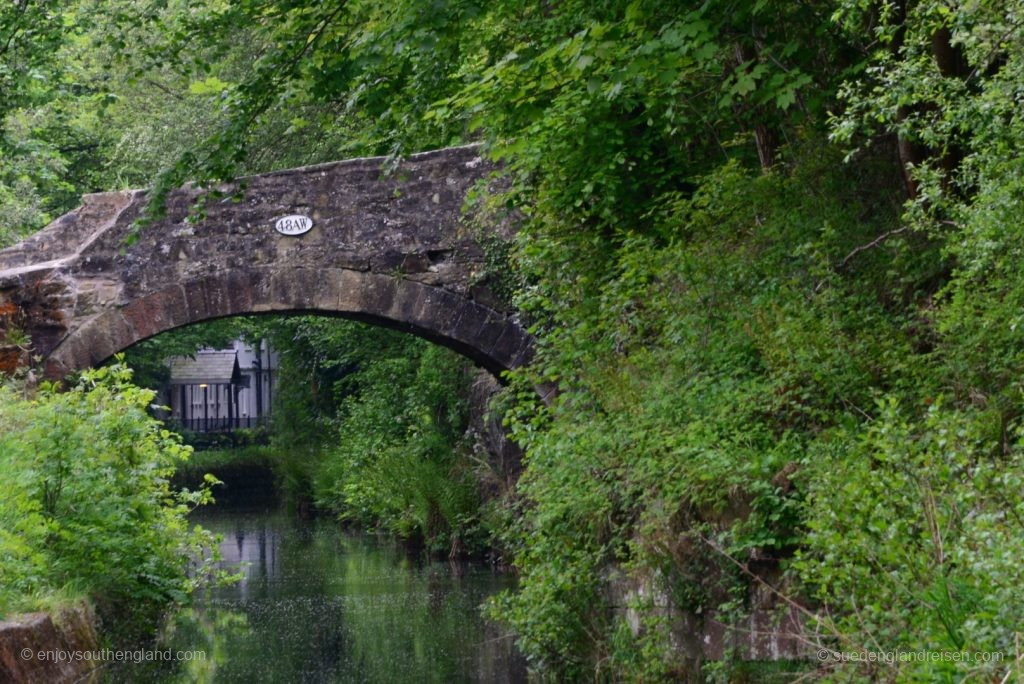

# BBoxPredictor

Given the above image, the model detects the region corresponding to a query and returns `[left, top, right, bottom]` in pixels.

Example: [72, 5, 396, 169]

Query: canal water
[110, 480, 527, 683]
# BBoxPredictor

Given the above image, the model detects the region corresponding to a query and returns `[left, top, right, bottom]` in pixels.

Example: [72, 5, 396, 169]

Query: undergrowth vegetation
[265, 318, 487, 555]
[0, 364, 218, 631]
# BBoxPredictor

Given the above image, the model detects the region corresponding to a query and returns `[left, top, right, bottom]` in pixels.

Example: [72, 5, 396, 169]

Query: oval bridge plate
[274, 214, 314, 236]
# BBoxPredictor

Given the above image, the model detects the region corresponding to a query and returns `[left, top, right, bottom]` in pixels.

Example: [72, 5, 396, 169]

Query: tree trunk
[732, 42, 776, 171]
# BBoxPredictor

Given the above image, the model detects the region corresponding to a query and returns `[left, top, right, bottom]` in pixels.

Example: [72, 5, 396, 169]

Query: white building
[165, 339, 278, 432]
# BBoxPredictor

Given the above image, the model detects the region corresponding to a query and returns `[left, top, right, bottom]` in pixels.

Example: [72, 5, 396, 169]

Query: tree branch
[839, 227, 908, 269]
[144, 78, 186, 101]
[0, 0, 33, 59]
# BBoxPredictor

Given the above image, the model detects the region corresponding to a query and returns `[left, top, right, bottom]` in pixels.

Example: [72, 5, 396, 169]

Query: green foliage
[494, 144, 931, 675]
[172, 444, 275, 481]
[0, 2, 124, 246]
[8, 0, 1024, 679]
[314, 342, 481, 554]
[0, 362, 218, 625]
[258, 316, 484, 554]
[796, 399, 1024, 680]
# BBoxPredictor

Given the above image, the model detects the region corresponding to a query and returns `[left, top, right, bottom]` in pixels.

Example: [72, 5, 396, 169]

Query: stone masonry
[0, 145, 533, 379]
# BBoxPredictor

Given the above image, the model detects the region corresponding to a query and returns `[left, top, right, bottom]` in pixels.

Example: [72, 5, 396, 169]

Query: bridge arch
[0, 145, 532, 379]
[47, 267, 531, 377]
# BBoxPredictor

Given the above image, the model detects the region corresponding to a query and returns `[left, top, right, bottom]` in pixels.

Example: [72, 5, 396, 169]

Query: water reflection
[112, 499, 527, 683]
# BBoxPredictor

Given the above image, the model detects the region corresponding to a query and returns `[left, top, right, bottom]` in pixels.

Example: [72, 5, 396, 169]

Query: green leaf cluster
[254, 316, 485, 555]
[0, 363, 218, 628]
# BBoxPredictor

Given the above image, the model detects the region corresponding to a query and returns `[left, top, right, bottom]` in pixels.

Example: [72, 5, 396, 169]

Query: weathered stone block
[442, 301, 493, 344]
[353, 272, 398, 318]
[78, 311, 134, 365]
[182, 275, 233, 322]
[469, 311, 510, 355]
[120, 286, 188, 341]
[488, 322, 527, 368]
[399, 252, 431, 273]
[221, 269, 259, 315]
[0, 602, 100, 684]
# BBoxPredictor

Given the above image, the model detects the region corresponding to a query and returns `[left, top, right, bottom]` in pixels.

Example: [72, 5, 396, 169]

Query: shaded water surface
[112, 483, 526, 683]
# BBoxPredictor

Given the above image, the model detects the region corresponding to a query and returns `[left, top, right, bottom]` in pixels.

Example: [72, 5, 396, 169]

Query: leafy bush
[259, 316, 483, 554]
[312, 342, 481, 555]
[796, 400, 1024, 680]
[0, 363, 217, 624]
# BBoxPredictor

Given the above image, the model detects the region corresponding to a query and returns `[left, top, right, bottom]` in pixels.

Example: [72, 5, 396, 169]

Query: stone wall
[0, 603, 100, 683]
[465, 369, 523, 495]
[603, 546, 810, 676]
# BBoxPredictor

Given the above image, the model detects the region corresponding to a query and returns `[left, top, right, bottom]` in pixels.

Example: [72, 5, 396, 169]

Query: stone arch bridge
[0, 145, 533, 380]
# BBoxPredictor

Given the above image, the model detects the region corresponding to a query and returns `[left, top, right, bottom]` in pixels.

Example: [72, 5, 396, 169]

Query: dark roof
[168, 350, 241, 385]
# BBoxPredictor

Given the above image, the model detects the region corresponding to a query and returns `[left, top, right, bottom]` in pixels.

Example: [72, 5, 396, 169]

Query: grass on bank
[173, 444, 277, 480]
